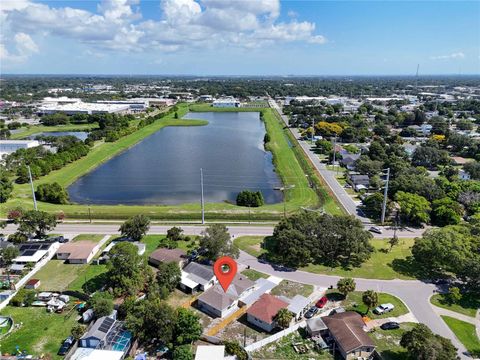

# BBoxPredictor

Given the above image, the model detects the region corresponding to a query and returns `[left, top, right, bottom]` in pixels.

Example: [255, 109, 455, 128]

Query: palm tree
[275, 308, 293, 329]
[337, 278, 356, 298]
[362, 290, 379, 315]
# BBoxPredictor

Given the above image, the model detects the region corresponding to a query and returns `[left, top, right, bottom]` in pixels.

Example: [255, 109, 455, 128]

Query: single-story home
[13, 242, 57, 265]
[323, 311, 376, 360]
[79, 314, 117, 348]
[180, 262, 216, 293]
[196, 275, 255, 318]
[247, 294, 289, 332]
[70, 348, 124, 360]
[24, 278, 41, 289]
[339, 153, 360, 171]
[347, 174, 370, 192]
[195, 345, 225, 360]
[148, 248, 187, 268]
[196, 286, 238, 318]
[57, 241, 98, 264]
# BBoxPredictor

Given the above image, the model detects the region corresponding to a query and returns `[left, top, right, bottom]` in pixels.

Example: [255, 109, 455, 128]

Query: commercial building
[38, 102, 130, 115]
[0, 140, 40, 157]
[212, 99, 240, 108]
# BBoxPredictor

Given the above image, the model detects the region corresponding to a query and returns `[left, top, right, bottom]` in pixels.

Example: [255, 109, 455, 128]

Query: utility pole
[200, 168, 205, 225]
[311, 117, 315, 144]
[281, 185, 295, 218]
[28, 165, 37, 211]
[381, 168, 390, 224]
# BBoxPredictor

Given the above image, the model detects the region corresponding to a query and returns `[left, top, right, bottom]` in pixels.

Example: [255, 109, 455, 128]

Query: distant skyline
[1, 0, 479, 75]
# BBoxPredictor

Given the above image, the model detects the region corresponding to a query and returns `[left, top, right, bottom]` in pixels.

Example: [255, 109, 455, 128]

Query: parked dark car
[304, 306, 318, 319]
[58, 336, 75, 356]
[51, 236, 66, 243]
[380, 322, 400, 330]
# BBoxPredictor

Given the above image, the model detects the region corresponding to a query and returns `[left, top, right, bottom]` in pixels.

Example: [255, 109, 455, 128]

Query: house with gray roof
[196, 285, 238, 318]
[180, 262, 216, 293]
[79, 314, 117, 348]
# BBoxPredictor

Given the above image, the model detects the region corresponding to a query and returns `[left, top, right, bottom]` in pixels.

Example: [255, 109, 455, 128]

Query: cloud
[1, 0, 327, 59]
[0, 32, 38, 63]
[430, 52, 465, 60]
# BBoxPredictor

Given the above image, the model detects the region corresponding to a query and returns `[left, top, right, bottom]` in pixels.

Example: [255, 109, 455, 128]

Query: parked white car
[374, 303, 395, 314]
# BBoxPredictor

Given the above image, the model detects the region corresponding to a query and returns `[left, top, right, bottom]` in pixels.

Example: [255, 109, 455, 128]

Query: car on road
[368, 226, 383, 234]
[304, 306, 318, 319]
[315, 296, 328, 308]
[374, 303, 395, 315]
[380, 322, 400, 330]
[58, 336, 75, 356]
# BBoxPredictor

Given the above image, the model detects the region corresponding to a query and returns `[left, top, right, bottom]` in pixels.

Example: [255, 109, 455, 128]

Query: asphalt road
[1, 223, 425, 239]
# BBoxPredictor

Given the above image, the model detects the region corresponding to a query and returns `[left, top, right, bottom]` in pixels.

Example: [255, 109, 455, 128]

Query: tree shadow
[390, 256, 426, 279]
[82, 272, 109, 294]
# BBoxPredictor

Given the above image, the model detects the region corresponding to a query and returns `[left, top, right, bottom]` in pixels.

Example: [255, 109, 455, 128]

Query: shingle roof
[322, 311, 375, 353]
[247, 294, 288, 324]
[227, 274, 255, 297]
[183, 262, 214, 282]
[149, 248, 186, 264]
[57, 241, 97, 260]
[82, 315, 116, 341]
[197, 286, 237, 311]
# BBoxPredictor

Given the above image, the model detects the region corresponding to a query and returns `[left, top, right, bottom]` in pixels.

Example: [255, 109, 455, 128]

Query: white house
[0, 140, 40, 157]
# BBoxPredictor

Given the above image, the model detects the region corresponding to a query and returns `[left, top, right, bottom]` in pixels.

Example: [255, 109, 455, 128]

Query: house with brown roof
[246, 294, 289, 332]
[322, 311, 376, 360]
[56, 241, 99, 264]
[25, 278, 41, 289]
[148, 248, 187, 268]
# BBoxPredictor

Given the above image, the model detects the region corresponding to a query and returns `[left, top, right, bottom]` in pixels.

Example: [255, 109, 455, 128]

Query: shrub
[236, 190, 264, 207]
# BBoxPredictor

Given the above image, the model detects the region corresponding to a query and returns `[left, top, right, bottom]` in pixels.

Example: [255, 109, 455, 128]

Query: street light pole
[27, 165, 37, 211]
[332, 135, 337, 171]
[200, 168, 205, 225]
[381, 168, 390, 224]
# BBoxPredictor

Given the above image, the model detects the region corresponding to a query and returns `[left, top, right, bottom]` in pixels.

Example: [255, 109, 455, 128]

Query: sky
[1, 0, 479, 75]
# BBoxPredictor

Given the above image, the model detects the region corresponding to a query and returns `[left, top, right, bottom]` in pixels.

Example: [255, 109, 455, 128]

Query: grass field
[141, 235, 198, 257]
[0, 306, 79, 359]
[368, 323, 415, 360]
[241, 269, 269, 281]
[2, 103, 339, 220]
[10, 123, 98, 139]
[329, 291, 409, 319]
[72, 234, 105, 243]
[430, 293, 480, 318]
[270, 280, 313, 298]
[235, 236, 415, 280]
[441, 316, 480, 356]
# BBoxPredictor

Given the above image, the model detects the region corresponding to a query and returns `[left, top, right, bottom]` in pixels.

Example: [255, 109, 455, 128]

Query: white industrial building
[212, 98, 240, 108]
[38, 102, 129, 115]
[0, 140, 40, 157]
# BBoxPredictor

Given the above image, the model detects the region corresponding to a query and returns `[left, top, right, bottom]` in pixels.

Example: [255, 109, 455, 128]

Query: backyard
[0, 306, 80, 359]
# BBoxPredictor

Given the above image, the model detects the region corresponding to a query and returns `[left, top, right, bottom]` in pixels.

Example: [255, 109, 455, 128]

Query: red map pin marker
[213, 256, 237, 292]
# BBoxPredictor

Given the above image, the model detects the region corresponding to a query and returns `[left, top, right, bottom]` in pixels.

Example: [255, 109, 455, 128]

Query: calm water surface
[68, 112, 282, 205]
[29, 131, 89, 141]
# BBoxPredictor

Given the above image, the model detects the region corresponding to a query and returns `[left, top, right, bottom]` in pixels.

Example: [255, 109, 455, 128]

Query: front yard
[368, 322, 415, 360]
[271, 280, 314, 299]
[0, 306, 80, 359]
[328, 291, 409, 319]
[234, 236, 266, 257]
[241, 269, 269, 281]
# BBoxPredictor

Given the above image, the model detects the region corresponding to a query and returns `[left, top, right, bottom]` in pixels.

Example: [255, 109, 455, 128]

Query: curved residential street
[238, 250, 474, 359]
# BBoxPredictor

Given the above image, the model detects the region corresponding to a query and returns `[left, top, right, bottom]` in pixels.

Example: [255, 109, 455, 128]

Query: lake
[29, 131, 89, 141]
[68, 112, 283, 205]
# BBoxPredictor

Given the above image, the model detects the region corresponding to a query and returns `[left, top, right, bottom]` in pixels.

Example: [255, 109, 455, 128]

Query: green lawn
[2, 103, 339, 221]
[10, 123, 98, 139]
[441, 316, 480, 356]
[431, 293, 480, 318]
[241, 269, 269, 281]
[34, 260, 88, 291]
[141, 235, 198, 257]
[270, 280, 313, 299]
[368, 323, 416, 360]
[330, 291, 409, 319]
[234, 236, 266, 257]
[67, 264, 108, 294]
[251, 330, 333, 359]
[0, 306, 80, 359]
[302, 238, 415, 280]
[72, 234, 105, 243]
[235, 236, 415, 280]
